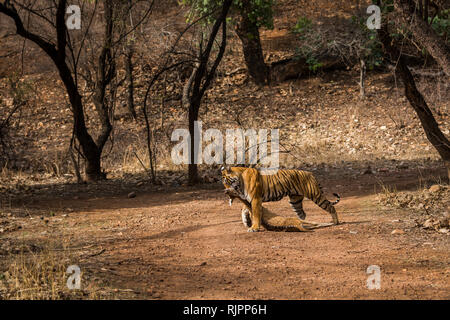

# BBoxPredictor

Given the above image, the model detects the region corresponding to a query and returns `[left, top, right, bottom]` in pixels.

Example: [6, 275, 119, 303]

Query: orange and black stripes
[222, 167, 340, 225]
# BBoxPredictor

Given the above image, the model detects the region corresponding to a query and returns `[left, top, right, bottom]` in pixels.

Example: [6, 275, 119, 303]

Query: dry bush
[0, 238, 114, 300]
[377, 183, 449, 233]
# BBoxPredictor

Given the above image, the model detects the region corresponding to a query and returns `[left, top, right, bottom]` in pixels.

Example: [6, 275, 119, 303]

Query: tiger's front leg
[248, 198, 263, 232]
[241, 206, 252, 228]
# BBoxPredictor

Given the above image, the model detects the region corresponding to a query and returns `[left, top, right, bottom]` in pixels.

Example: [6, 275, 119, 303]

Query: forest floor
[0, 0, 449, 300]
[0, 166, 448, 299]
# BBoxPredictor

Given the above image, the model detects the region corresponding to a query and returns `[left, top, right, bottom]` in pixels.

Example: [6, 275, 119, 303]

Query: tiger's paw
[247, 227, 262, 232]
[297, 212, 306, 220]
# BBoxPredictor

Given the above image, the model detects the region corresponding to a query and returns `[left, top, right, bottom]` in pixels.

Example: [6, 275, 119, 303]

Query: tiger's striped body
[224, 186, 334, 232]
[221, 167, 340, 232]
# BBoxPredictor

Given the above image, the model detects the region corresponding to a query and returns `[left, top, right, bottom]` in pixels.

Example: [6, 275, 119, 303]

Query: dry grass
[0, 237, 117, 300]
[2, 243, 75, 299]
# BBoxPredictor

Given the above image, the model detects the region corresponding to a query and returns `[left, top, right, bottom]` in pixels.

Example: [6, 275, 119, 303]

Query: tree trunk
[56, 61, 105, 182]
[89, 0, 115, 180]
[184, 0, 231, 184]
[183, 66, 200, 185]
[124, 0, 136, 120]
[378, 25, 450, 181]
[84, 148, 103, 181]
[125, 45, 136, 119]
[188, 102, 200, 185]
[394, 0, 450, 77]
[235, 0, 269, 85]
[269, 55, 348, 83]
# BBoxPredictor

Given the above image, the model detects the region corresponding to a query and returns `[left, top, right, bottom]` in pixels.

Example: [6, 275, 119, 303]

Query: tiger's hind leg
[289, 195, 306, 220]
[314, 195, 339, 225]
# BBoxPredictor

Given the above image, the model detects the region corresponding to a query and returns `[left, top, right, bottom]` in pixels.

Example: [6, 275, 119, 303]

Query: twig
[81, 248, 106, 259]
[133, 151, 153, 180]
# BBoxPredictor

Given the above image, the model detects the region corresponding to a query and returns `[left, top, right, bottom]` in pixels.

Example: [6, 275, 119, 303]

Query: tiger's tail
[316, 180, 340, 206]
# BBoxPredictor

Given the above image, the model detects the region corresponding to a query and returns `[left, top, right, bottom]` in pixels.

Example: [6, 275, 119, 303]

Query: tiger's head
[221, 166, 238, 188]
[221, 166, 247, 206]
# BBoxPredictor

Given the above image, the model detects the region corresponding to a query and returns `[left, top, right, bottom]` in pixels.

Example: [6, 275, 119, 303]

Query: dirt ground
[1, 167, 448, 300]
[0, 0, 449, 301]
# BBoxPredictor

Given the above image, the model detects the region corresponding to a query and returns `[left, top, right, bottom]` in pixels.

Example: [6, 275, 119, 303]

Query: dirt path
[9, 177, 447, 300]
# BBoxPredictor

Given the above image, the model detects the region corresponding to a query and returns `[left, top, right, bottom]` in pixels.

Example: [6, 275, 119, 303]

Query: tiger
[221, 166, 340, 232]
[224, 185, 334, 232]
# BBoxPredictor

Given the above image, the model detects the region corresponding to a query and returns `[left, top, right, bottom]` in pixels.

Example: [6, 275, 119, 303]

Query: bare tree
[0, 0, 151, 181]
[186, 0, 271, 85]
[234, 0, 270, 85]
[183, 0, 232, 184]
[377, 9, 450, 180]
[394, 0, 450, 76]
[121, 0, 137, 120]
